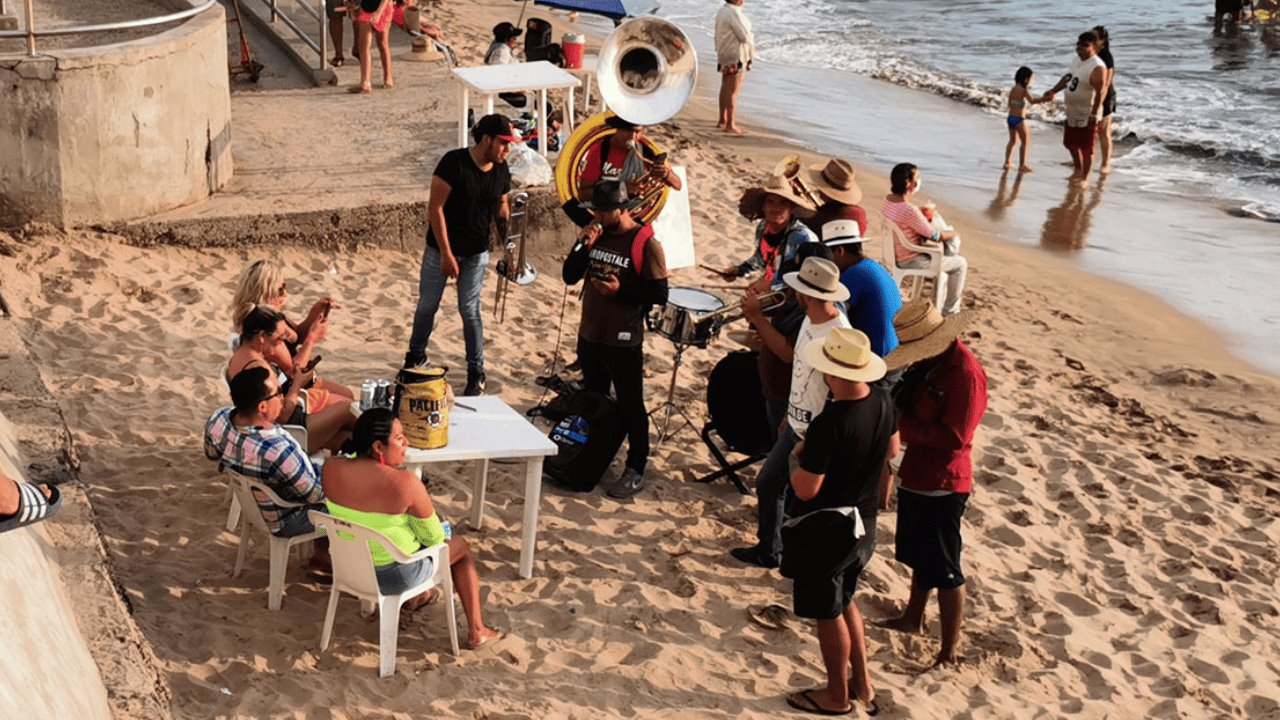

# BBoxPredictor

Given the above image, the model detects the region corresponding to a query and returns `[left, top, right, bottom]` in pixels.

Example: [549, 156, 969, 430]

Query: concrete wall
[0, 4, 232, 227]
[0, 411, 113, 720]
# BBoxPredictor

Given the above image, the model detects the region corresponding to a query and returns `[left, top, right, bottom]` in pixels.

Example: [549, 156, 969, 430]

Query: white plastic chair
[309, 511, 460, 678]
[880, 218, 944, 306]
[217, 366, 315, 533]
[228, 474, 325, 610]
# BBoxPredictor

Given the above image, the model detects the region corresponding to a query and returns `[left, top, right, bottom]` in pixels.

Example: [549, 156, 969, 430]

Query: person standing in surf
[1043, 31, 1106, 184]
[1093, 26, 1117, 174]
[1002, 66, 1049, 173]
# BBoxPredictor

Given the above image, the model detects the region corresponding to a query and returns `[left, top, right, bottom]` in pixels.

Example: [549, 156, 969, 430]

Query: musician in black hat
[562, 180, 670, 498]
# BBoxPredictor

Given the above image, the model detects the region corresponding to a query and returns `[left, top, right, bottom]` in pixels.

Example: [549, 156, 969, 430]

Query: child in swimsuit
[1003, 66, 1048, 173]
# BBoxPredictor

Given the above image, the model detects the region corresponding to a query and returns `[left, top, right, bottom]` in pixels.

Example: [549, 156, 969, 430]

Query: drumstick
[702, 284, 749, 291]
[699, 263, 732, 275]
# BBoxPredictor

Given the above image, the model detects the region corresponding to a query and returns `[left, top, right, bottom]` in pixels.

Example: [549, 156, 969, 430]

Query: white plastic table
[567, 54, 604, 122]
[402, 396, 558, 578]
[452, 62, 581, 157]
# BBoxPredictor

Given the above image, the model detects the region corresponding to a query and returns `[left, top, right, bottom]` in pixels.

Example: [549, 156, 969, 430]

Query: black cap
[493, 22, 523, 42]
[471, 113, 520, 144]
[581, 180, 641, 211]
[604, 114, 640, 130]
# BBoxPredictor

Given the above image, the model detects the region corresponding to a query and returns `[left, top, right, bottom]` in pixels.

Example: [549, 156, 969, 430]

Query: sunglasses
[260, 389, 282, 403]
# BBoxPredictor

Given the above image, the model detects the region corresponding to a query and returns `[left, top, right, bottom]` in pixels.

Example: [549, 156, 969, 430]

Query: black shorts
[324, 0, 345, 20]
[895, 490, 968, 591]
[792, 530, 876, 620]
[1216, 0, 1244, 15]
[1102, 89, 1117, 118]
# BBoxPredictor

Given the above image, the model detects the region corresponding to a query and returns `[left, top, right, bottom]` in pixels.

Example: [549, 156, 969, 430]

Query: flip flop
[850, 693, 880, 717]
[786, 689, 852, 716]
[402, 587, 441, 612]
[330, 56, 345, 67]
[466, 626, 506, 650]
[748, 603, 791, 632]
[0, 483, 61, 534]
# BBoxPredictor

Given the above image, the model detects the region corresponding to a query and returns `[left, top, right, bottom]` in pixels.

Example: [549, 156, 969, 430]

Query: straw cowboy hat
[802, 327, 887, 383]
[883, 298, 973, 370]
[738, 172, 818, 220]
[783, 256, 851, 303]
[807, 158, 863, 205]
[821, 219, 865, 247]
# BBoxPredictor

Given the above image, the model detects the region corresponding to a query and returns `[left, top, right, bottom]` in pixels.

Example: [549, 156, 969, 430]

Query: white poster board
[649, 167, 694, 270]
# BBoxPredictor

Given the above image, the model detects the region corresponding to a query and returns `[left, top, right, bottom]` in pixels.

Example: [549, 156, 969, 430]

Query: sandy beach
[2, 0, 1280, 718]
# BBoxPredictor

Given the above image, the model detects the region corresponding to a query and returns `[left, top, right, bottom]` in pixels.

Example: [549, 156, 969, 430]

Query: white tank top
[1065, 54, 1105, 127]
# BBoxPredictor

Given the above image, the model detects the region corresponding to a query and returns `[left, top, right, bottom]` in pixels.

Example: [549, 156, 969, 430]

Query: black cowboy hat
[580, 179, 641, 211]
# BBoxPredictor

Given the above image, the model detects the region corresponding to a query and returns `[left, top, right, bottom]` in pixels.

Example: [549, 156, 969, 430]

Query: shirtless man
[1043, 31, 1106, 184]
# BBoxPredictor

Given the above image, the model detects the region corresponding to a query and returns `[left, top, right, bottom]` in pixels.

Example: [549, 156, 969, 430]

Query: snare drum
[647, 287, 726, 347]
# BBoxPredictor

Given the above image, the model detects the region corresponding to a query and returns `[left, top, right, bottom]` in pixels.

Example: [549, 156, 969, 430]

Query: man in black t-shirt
[783, 327, 898, 717]
[405, 114, 516, 395]
[561, 180, 669, 499]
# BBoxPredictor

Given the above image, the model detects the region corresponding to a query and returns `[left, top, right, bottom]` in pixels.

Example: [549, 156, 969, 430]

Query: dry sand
[2, 0, 1280, 718]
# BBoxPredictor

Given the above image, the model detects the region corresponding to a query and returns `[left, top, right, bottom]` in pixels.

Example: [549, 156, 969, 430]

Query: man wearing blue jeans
[405, 114, 516, 395]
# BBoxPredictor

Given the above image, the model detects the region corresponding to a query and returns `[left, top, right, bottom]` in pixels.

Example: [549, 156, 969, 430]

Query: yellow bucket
[397, 366, 450, 449]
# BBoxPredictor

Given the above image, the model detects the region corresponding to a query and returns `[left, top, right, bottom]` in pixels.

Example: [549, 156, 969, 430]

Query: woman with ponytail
[321, 409, 502, 648]
[226, 304, 356, 453]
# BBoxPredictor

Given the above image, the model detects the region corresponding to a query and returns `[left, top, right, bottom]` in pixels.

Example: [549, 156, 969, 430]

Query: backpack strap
[631, 224, 654, 277]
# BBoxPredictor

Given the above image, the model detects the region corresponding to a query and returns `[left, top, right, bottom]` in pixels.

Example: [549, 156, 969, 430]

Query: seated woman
[717, 174, 817, 290]
[322, 409, 502, 649]
[227, 305, 356, 453]
[231, 259, 354, 410]
[880, 163, 968, 316]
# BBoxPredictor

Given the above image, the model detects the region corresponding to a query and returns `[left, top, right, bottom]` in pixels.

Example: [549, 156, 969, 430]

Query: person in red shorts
[1043, 31, 1106, 184]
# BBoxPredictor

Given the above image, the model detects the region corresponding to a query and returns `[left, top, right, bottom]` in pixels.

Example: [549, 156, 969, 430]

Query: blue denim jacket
[736, 218, 818, 288]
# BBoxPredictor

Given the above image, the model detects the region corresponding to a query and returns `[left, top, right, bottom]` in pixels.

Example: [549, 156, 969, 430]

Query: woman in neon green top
[322, 408, 501, 649]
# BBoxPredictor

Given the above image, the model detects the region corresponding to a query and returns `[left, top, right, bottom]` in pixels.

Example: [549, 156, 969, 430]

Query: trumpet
[695, 290, 787, 327]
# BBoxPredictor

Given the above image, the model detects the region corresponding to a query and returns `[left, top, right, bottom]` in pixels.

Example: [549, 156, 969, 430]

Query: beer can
[441, 520, 453, 540]
[360, 380, 375, 411]
[376, 379, 392, 408]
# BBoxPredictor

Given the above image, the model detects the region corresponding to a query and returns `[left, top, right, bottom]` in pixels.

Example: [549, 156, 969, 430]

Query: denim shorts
[375, 556, 436, 594]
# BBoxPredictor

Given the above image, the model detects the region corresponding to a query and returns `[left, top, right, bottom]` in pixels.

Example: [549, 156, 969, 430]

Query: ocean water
[658, 0, 1280, 223]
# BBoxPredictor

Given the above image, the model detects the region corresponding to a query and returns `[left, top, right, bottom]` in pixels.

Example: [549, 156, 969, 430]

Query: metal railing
[263, 0, 327, 71]
[0, 0, 218, 56]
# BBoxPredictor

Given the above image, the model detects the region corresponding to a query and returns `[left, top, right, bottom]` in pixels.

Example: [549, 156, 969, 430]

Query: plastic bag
[507, 142, 553, 187]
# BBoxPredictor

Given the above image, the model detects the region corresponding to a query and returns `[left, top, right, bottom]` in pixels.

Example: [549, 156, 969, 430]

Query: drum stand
[652, 342, 699, 444]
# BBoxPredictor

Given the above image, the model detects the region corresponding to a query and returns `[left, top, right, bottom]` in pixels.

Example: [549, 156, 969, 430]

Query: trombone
[494, 191, 535, 322]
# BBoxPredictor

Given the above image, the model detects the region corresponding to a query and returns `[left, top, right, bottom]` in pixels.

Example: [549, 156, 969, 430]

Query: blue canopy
[531, 0, 658, 21]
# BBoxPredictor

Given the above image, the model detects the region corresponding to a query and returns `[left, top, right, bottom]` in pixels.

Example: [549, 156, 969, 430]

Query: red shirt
[804, 202, 869, 239]
[579, 138, 632, 189]
[898, 340, 987, 494]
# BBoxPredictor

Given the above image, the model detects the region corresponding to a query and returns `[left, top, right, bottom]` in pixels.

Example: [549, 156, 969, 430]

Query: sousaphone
[555, 17, 697, 224]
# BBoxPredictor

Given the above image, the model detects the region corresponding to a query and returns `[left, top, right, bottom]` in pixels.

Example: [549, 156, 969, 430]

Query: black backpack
[542, 391, 625, 492]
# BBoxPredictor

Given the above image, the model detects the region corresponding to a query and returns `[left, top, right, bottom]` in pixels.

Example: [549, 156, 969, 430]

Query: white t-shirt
[787, 313, 852, 436]
[715, 3, 755, 68]
[1064, 53, 1105, 126]
[485, 42, 514, 66]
